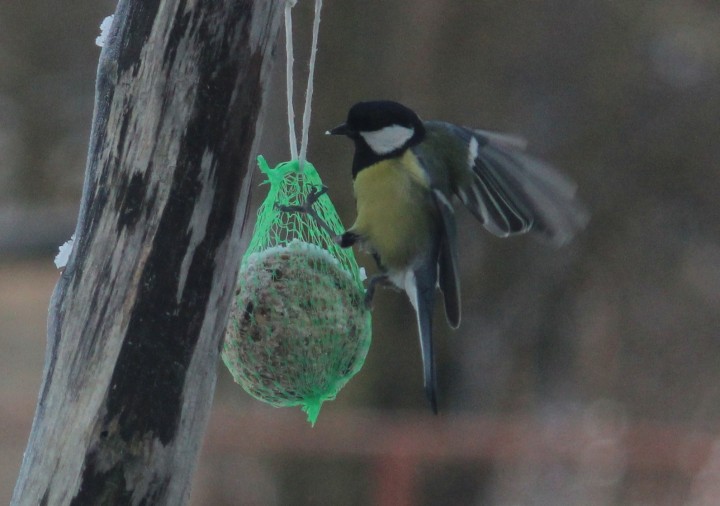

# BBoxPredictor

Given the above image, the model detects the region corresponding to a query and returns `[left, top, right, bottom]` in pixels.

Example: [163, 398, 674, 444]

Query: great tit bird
[311, 100, 587, 413]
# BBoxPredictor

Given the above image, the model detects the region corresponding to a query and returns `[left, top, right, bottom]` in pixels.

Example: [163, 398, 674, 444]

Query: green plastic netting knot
[221, 156, 372, 425]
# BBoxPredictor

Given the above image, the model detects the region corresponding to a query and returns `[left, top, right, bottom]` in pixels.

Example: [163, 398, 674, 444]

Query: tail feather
[404, 264, 439, 414]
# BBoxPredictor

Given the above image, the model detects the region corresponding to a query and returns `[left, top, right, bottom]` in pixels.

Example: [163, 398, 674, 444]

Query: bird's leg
[364, 274, 390, 310]
[275, 186, 339, 239]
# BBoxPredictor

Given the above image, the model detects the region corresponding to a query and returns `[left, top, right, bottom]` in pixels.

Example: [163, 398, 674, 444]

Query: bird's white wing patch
[360, 125, 415, 155]
[468, 136, 480, 169]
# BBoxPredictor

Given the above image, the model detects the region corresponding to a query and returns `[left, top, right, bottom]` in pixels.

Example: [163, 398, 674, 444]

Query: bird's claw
[363, 290, 374, 311]
[363, 274, 389, 311]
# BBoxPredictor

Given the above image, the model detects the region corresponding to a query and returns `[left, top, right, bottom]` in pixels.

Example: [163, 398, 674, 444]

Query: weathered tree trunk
[11, 1, 283, 504]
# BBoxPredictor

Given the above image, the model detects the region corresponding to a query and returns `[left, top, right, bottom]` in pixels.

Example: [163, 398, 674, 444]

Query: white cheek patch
[360, 125, 415, 155]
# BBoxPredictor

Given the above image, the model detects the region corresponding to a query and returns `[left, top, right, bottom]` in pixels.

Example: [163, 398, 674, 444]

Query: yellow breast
[350, 151, 435, 270]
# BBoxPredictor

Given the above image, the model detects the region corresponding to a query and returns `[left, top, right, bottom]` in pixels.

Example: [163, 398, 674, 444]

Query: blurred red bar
[373, 455, 415, 506]
[204, 405, 717, 473]
[6, 399, 718, 502]
[200, 405, 719, 504]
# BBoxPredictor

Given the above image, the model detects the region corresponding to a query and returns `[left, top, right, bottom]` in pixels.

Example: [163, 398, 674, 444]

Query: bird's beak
[326, 122, 353, 136]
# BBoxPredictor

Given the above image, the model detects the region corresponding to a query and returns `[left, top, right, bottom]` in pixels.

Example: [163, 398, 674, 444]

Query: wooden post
[11, 1, 283, 504]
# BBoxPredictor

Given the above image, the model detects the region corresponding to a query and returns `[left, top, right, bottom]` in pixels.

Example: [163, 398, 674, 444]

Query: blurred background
[1, 0, 719, 504]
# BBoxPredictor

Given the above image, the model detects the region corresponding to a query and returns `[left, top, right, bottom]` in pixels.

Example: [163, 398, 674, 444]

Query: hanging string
[298, 0, 323, 170]
[284, 0, 324, 171]
[284, 0, 299, 160]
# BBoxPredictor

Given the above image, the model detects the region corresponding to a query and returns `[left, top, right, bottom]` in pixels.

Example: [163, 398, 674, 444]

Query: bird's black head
[328, 101, 426, 167]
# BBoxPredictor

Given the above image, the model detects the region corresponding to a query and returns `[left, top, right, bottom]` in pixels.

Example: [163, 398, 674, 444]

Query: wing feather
[426, 122, 589, 246]
[432, 189, 460, 328]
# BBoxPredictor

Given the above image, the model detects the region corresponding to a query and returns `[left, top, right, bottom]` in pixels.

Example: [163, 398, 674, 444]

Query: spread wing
[423, 122, 589, 247]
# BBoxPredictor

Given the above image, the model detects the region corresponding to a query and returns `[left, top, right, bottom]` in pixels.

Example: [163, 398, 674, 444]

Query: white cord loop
[284, 0, 323, 171]
[284, 1, 298, 160]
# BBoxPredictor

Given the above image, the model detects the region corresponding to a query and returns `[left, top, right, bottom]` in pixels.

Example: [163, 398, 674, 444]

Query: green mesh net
[222, 156, 372, 425]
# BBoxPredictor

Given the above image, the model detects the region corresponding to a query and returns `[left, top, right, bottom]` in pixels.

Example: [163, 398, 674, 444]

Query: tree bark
[11, 0, 283, 504]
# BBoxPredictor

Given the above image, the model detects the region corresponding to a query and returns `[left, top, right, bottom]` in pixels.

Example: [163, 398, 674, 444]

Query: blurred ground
[2, 0, 720, 504]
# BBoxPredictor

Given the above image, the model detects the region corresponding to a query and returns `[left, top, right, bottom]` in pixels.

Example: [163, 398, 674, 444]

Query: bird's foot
[363, 274, 389, 310]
